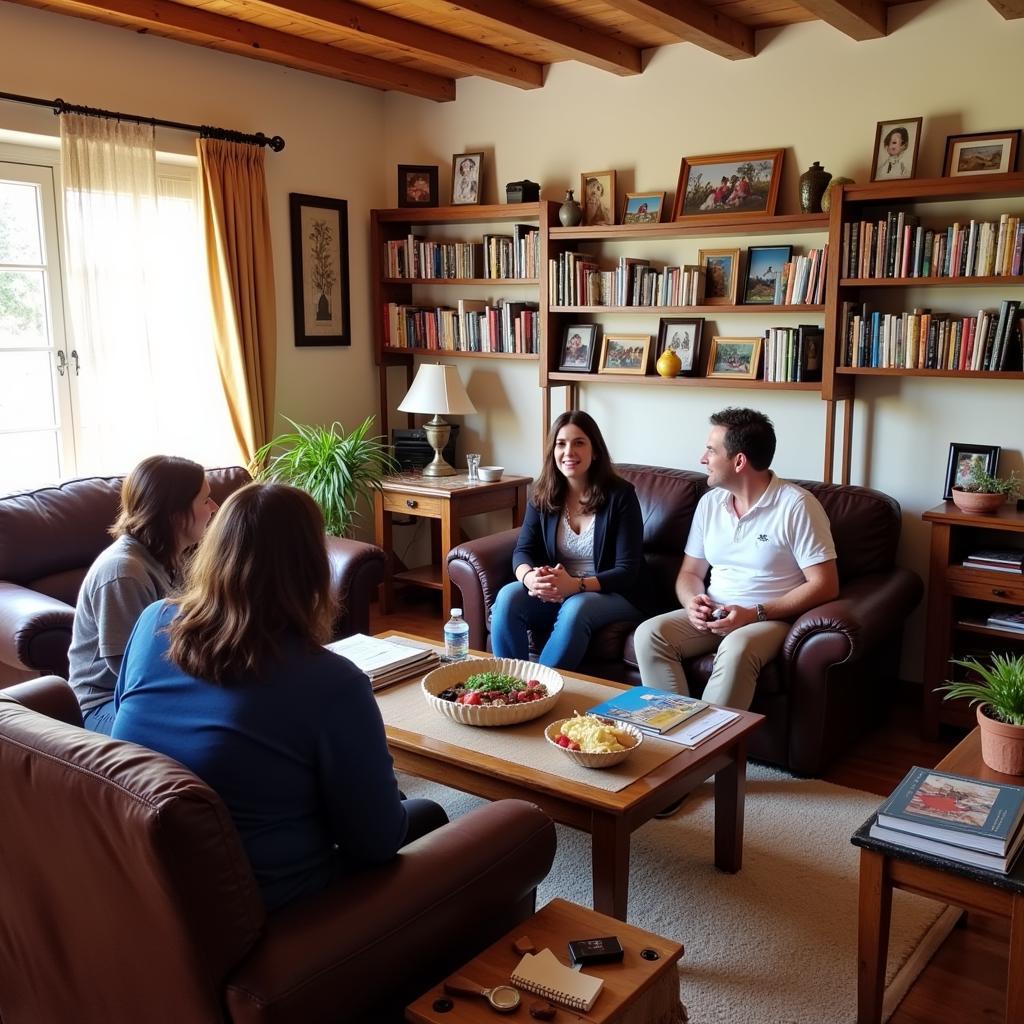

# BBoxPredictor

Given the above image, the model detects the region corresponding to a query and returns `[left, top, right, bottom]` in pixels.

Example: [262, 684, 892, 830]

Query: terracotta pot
[977, 705, 1024, 775]
[951, 489, 1006, 514]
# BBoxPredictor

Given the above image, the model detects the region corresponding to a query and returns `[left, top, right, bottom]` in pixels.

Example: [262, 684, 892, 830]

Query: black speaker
[393, 425, 460, 471]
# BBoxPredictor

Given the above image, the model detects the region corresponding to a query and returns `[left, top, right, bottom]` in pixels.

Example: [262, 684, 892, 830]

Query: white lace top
[556, 509, 596, 579]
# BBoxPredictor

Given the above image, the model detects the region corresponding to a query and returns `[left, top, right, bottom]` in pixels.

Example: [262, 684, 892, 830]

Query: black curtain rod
[0, 90, 285, 152]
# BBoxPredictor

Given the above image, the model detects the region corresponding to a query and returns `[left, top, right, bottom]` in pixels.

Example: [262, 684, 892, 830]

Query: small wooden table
[405, 898, 686, 1024]
[374, 471, 531, 618]
[852, 728, 1024, 1024]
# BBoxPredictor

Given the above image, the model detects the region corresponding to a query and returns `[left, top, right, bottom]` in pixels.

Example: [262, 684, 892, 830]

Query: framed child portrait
[707, 336, 762, 379]
[451, 152, 484, 205]
[743, 245, 792, 305]
[558, 324, 599, 373]
[943, 442, 1000, 500]
[656, 317, 704, 377]
[397, 164, 439, 208]
[698, 248, 740, 305]
[598, 334, 650, 375]
[580, 169, 616, 226]
[870, 117, 922, 182]
[622, 191, 665, 224]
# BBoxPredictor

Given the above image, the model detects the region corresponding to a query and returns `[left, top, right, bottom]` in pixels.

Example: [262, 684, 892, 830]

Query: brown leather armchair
[0, 676, 557, 1024]
[447, 464, 924, 776]
[0, 468, 387, 678]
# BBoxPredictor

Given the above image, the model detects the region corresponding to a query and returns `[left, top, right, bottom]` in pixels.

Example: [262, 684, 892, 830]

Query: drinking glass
[466, 453, 481, 482]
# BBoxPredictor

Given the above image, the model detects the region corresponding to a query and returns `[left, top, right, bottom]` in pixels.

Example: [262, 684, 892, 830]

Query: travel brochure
[586, 685, 739, 748]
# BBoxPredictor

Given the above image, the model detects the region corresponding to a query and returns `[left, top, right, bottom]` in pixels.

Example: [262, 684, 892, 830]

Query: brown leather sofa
[0, 676, 557, 1024]
[0, 467, 387, 678]
[448, 464, 923, 776]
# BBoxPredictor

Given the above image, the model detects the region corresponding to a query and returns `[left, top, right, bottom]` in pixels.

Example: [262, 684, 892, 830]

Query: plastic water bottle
[444, 608, 469, 662]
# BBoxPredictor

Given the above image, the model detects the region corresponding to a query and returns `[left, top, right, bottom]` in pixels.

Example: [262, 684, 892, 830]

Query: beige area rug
[398, 764, 960, 1024]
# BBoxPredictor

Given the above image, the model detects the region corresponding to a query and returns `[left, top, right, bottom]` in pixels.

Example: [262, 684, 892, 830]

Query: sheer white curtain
[59, 113, 242, 474]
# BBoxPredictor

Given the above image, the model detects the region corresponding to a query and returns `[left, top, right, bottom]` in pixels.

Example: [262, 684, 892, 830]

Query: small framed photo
[451, 152, 484, 205]
[743, 245, 793, 305]
[558, 323, 599, 373]
[289, 193, 351, 347]
[622, 191, 665, 224]
[656, 317, 704, 377]
[672, 149, 783, 220]
[397, 164, 439, 208]
[707, 336, 762, 380]
[870, 117, 923, 182]
[698, 247, 740, 306]
[581, 169, 616, 226]
[943, 130, 1021, 178]
[598, 333, 651, 375]
[943, 443, 1001, 501]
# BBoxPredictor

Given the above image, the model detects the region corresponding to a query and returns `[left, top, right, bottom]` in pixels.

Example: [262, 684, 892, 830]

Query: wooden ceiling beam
[789, 0, 887, 40]
[986, 0, 1024, 17]
[5, 0, 456, 100]
[250, 0, 543, 89]
[602, 0, 754, 59]
[429, 0, 642, 76]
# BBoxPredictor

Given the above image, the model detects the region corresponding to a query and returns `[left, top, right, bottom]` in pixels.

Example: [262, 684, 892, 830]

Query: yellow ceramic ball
[821, 177, 855, 214]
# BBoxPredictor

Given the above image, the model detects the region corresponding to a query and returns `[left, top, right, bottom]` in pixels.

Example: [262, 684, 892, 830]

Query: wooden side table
[405, 898, 686, 1024]
[375, 471, 530, 618]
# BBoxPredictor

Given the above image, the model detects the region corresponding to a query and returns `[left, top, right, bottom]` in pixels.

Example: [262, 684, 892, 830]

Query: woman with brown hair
[489, 410, 644, 670]
[112, 482, 447, 912]
[70, 454, 217, 733]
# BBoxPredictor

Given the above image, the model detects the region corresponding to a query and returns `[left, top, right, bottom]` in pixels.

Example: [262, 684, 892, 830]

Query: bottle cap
[450, 608, 463, 617]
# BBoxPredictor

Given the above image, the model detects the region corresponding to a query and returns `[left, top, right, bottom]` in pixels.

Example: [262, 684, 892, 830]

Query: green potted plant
[951, 460, 1020, 514]
[938, 653, 1024, 775]
[251, 416, 397, 536]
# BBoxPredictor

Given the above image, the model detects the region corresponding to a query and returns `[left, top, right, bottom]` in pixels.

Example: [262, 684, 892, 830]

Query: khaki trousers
[633, 609, 791, 710]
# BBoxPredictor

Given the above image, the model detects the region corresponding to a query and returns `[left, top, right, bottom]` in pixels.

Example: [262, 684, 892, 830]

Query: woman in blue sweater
[113, 482, 447, 912]
[490, 410, 644, 670]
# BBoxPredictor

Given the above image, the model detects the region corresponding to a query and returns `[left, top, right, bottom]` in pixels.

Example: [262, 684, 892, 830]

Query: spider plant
[251, 416, 397, 536]
[937, 653, 1024, 727]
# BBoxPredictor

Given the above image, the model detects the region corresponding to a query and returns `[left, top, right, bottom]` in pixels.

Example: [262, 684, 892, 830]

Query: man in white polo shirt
[634, 407, 838, 711]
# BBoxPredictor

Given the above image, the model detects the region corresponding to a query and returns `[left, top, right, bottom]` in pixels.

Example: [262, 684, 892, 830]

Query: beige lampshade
[398, 363, 477, 416]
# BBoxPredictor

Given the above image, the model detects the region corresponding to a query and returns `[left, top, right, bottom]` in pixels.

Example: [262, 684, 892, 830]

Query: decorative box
[505, 180, 541, 203]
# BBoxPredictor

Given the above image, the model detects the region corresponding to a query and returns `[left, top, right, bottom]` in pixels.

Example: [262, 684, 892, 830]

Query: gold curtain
[197, 138, 276, 460]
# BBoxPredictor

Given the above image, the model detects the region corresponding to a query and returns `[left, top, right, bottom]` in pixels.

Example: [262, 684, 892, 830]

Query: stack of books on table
[963, 548, 1024, 574]
[325, 634, 438, 690]
[870, 765, 1024, 874]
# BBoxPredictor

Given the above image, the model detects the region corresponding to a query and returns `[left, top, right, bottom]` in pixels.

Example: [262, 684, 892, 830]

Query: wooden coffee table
[377, 631, 763, 921]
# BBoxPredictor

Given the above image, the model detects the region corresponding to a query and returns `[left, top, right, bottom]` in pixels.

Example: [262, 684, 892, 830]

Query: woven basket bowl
[544, 717, 644, 768]
[421, 658, 563, 726]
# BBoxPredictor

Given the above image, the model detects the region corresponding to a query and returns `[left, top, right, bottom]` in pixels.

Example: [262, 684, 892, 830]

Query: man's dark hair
[710, 407, 776, 471]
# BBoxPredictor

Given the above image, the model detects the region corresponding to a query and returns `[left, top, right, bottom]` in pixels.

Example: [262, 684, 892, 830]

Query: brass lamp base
[422, 415, 456, 477]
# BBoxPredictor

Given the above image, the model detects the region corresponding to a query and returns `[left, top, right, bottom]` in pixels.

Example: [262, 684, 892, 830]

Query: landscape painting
[673, 149, 783, 220]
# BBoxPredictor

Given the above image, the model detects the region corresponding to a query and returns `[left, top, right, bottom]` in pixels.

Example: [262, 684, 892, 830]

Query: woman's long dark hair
[531, 410, 621, 514]
[167, 482, 335, 684]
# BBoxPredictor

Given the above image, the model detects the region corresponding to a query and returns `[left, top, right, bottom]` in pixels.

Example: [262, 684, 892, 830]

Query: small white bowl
[477, 466, 504, 482]
[422, 658, 563, 726]
[544, 717, 644, 768]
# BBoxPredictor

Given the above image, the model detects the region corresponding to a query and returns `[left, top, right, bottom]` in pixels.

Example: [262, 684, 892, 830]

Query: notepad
[510, 948, 603, 1012]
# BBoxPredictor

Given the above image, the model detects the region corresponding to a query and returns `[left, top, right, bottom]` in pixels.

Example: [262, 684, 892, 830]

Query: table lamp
[397, 363, 477, 477]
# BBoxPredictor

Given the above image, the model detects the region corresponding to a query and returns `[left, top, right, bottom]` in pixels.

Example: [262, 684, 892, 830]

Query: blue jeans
[490, 581, 641, 670]
[82, 699, 116, 735]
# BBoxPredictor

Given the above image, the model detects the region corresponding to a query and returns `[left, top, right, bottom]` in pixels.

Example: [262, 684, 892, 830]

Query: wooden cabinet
[921, 502, 1024, 738]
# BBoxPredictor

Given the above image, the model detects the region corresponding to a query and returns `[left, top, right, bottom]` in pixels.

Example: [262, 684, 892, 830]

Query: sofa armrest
[0, 581, 75, 675]
[225, 799, 556, 1024]
[324, 537, 386, 639]
[1, 675, 82, 727]
[447, 529, 520, 649]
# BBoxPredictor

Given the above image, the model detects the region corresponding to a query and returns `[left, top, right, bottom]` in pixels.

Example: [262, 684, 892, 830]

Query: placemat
[376, 672, 680, 793]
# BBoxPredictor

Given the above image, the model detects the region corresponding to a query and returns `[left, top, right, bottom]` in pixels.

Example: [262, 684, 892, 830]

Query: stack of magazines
[963, 548, 1024, 574]
[987, 607, 1024, 633]
[325, 634, 438, 690]
[870, 766, 1024, 874]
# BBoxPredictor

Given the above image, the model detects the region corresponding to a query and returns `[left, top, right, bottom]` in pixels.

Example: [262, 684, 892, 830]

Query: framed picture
[743, 245, 793, 305]
[656, 317, 704, 377]
[598, 333, 651, 375]
[558, 323, 599, 373]
[622, 191, 665, 224]
[289, 193, 351, 348]
[698, 247, 740, 305]
[943, 130, 1021, 177]
[580, 169, 616, 226]
[943, 443, 1001, 501]
[397, 164, 439, 208]
[870, 117, 923, 182]
[672, 149, 784, 220]
[451, 152, 484, 205]
[707, 336, 762, 379]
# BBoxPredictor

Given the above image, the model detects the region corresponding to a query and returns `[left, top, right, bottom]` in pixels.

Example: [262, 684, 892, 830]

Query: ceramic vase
[656, 348, 682, 378]
[951, 489, 1005, 514]
[558, 189, 583, 227]
[821, 176, 854, 214]
[799, 162, 832, 214]
[978, 705, 1024, 775]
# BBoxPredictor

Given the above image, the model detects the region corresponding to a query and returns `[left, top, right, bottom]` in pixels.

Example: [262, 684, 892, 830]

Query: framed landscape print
[943, 130, 1020, 177]
[943, 442, 1000, 500]
[698, 247, 740, 305]
[622, 191, 665, 224]
[451, 152, 484, 205]
[580, 169, 616, 226]
[598, 333, 651, 374]
[558, 323, 599, 373]
[743, 245, 792, 304]
[397, 164, 439, 208]
[707, 336, 762, 379]
[870, 117, 923, 182]
[672, 149, 783, 220]
[656, 317, 704, 377]
[289, 193, 351, 347]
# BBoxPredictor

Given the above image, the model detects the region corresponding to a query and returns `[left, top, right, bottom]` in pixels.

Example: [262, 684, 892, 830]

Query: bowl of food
[477, 466, 504, 482]
[422, 658, 563, 726]
[544, 713, 643, 768]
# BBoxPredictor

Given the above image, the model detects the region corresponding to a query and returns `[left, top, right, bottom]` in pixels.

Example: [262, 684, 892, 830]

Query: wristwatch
[755, 603, 768, 622]
[578, 576, 587, 593]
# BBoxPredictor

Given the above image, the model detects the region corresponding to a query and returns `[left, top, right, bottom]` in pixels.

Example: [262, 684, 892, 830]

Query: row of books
[761, 325, 824, 382]
[871, 765, 1024, 873]
[548, 253, 706, 308]
[771, 247, 829, 306]
[838, 299, 1022, 371]
[963, 548, 1024, 574]
[382, 299, 539, 354]
[384, 225, 539, 280]
[841, 211, 1024, 280]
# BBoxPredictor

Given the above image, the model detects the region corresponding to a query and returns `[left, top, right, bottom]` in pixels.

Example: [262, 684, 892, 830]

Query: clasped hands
[686, 594, 757, 635]
[524, 564, 578, 603]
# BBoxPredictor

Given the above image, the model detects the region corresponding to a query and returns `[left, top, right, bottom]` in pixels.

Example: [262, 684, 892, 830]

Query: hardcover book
[585, 686, 708, 734]
[987, 608, 1024, 632]
[868, 821, 1024, 874]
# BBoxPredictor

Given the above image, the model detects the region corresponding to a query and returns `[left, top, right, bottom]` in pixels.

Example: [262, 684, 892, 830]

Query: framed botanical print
[289, 193, 351, 347]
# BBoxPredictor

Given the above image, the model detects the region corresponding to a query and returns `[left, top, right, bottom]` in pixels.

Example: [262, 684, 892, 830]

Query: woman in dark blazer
[490, 410, 644, 669]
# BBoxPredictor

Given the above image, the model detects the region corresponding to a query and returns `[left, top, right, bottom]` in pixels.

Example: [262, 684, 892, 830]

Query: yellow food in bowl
[560, 714, 634, 753]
